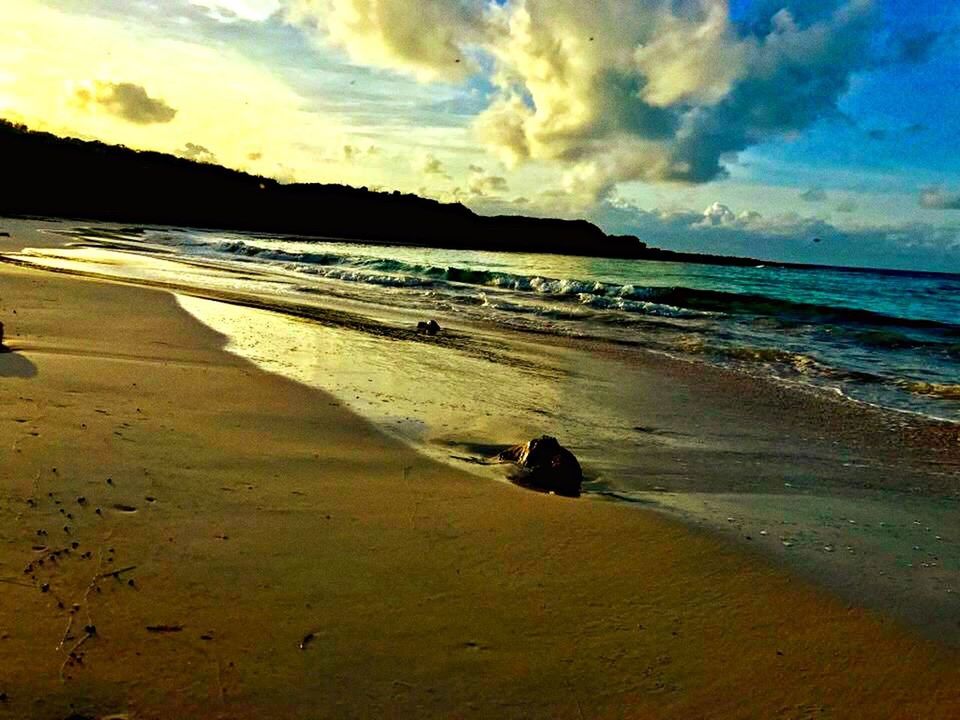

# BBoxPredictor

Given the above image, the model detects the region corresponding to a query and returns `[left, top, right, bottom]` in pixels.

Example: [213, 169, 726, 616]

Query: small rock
[497, 436, 583, 497]
[416, 319, 442, 336]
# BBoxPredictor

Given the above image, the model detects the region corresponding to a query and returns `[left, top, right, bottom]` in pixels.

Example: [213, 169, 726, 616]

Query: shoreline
[3, 221, 960, 717]
[4, 218, 960, 647]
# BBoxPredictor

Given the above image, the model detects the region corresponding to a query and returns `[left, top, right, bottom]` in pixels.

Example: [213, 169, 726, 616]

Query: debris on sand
[416, 319, 441, 336]
[497, 436, 583, 497]
[146, 625, 183, 633]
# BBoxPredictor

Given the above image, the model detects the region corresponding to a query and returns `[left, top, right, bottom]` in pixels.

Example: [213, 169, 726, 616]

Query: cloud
[919, 186, 960, 210]
[190, 0, 281, 22]
[417, 153, 451, 178]
[800, 187, 828, 202]
[285, 0, 906, 201]
[286, 0, 486, 82]
[342, 143, 379, 161]
[583, 197, 960, 271]
[478, 0, 884, 200]
[467, 165, 508, 197]
[835, 199, 858, 213]
[178, 142, 217, 163]
[74, 81, 177, 125]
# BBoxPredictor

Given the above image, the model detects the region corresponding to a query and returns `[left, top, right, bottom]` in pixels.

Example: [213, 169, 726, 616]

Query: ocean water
[119, 227, 960, 422]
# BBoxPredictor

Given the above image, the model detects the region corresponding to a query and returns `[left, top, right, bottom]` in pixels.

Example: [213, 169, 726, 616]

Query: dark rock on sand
[0, 320, 4, 348]
[417, 319, 441, 336]
[498, 436, 582, 497]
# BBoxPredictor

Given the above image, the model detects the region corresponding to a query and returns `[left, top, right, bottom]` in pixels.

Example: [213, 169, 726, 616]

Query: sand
[2, 225, 960, 718]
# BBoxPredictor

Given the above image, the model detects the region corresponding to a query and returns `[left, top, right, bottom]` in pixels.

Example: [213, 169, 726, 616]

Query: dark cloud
[800, 187, 828, 202]
[919, 186, 960, 210]
[75, 81, 177, 125]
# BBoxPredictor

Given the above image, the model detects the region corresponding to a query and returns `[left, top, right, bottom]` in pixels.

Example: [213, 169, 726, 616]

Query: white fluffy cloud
[286, 0, 486, 81]
[286, 0, 885, 201]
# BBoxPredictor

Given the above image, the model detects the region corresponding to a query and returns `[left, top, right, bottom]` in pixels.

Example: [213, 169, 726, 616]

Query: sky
[2, 0, 960, 271]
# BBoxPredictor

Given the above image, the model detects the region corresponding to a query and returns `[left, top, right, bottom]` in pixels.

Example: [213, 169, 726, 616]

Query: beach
[3, 218, 960, 719]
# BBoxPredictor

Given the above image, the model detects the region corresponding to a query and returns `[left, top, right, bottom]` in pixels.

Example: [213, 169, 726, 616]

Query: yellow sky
[0, 0, 370, 185]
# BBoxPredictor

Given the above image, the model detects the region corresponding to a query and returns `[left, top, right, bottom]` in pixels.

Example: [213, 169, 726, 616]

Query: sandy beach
[3, 221, 960, 719]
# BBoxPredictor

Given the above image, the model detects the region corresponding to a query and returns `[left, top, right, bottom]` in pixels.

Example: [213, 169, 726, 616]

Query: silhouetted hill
[1, 119, 655, 258]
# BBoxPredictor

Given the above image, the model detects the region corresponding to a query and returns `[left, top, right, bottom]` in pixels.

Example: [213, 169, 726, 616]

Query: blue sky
[2, 0, 959, 271]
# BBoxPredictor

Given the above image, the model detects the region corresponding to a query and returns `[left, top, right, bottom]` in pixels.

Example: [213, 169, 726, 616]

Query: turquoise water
[117, 228, 960, 421]
[135, 231, 960, 420]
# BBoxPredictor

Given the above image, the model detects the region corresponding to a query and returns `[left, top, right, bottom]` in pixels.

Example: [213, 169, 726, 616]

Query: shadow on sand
[0, 347, 38, 378]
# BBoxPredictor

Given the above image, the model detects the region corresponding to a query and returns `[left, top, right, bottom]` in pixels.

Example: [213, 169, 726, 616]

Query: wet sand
[2, 221, 960, 718]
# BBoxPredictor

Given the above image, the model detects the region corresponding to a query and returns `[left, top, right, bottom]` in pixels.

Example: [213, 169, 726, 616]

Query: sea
[126, 227, 960, 421]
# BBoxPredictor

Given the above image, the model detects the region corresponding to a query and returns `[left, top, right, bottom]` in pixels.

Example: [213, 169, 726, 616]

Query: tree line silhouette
[1, 120, 655, 257]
